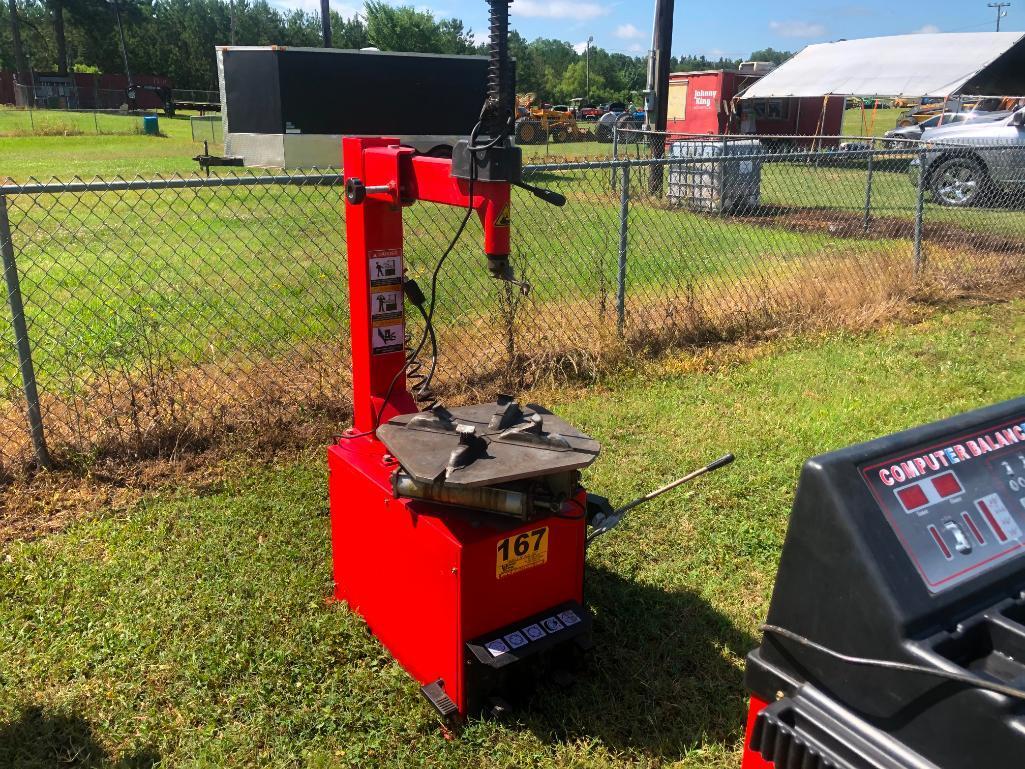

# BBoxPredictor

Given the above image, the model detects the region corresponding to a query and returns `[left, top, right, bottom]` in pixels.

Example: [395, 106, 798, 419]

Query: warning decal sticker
[369, 250, 402, 288]
[371, 323, 403, 355]
[494, 204, 511, 228]
[371, 289, 402, 322]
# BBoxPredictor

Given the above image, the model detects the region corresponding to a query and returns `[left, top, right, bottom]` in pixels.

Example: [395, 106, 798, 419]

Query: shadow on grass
[523, 564, 756, 760]
[0, 706, 159, 769]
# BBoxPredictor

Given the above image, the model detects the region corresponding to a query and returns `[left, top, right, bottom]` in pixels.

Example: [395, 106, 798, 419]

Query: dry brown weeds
[0, 240, 1020, 543]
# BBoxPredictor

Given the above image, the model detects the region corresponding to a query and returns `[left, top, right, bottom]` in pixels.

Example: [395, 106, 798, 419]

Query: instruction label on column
[372, 324, 404, 355]
[371, 289, 402, 322]
[369, 249, 402, 287]
[368, 248, 403, 355]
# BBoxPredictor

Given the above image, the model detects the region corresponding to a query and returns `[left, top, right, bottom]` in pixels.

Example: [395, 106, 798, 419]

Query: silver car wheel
[932, 158, 985, 207]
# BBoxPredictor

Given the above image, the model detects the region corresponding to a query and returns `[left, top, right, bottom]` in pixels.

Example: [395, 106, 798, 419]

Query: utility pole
[989, 2, 1011, 30]
[585, 35, 593, 101]
[229, 0, 237, 45]
[646, 0, 675, 195]
[111, 0, 135, 108]
[321, 0, 332, 47]
[6, 0, 29, 85]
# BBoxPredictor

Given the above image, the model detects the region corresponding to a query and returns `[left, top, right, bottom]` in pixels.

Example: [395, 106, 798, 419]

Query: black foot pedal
[487, 696, 512, 720]
[420, 679, 458, 720]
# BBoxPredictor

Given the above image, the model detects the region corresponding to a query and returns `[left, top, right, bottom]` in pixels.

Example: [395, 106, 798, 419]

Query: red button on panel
[929, 525, 953, 560]
[962, 512, 986, 545]
[931, 472, 963, 499]
[897, 484, 929, 511]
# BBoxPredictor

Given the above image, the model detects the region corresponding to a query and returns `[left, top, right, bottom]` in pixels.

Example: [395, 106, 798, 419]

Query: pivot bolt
[345, 177, 366, 205]
[345, 177, 393, 205]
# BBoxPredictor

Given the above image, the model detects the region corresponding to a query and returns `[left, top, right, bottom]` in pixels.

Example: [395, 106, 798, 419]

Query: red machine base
[328, 435, 589, 717]
[741, 696, 774, 769]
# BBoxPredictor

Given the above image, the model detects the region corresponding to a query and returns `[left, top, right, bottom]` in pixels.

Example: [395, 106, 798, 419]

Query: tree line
[1, 0, 791, 98]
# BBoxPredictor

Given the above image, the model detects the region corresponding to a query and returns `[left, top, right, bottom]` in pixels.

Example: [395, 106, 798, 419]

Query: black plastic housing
[450, 140, 522, 183]
[746, 397, 1025, 769]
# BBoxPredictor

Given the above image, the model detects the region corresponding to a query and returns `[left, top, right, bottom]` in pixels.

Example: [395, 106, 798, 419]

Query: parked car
[884, 111, 1010, 146]
[595, 105, 641, 143]
[909, 107, 1025, 206]
[579, 104, 601, 120]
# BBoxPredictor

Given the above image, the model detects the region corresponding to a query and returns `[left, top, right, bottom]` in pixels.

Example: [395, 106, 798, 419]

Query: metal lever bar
[586, 453, 735, 545]
[514, 180, 567, 207]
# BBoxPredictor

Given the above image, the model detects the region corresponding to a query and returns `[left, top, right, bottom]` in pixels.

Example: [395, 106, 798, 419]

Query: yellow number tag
[496, 527, 548, 579]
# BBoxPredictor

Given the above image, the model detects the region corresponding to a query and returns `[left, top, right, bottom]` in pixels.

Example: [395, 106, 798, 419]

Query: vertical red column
[342, 137, 416, 435]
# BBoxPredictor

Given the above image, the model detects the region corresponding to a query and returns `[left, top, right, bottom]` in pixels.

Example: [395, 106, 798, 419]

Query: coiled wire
[404, 304, 439, 410]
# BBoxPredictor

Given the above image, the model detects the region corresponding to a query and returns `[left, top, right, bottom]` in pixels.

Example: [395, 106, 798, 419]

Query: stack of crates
[668, 139, 763, 214]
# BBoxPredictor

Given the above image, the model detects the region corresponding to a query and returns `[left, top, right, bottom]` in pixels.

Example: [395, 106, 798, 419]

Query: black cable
[371, 159, 478, 431]
[409, 298, 438, 403]
[760, 624, 1025, 703]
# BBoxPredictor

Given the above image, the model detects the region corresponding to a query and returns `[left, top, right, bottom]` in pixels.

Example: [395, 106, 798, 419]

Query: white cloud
[914, 24, 941, 34]
[615, 23, 644, 40]
[628, 43, 645, 53]
[573, 40, 589, 54]
[769, 20, 827, 38]
[513, 1, 611, 21]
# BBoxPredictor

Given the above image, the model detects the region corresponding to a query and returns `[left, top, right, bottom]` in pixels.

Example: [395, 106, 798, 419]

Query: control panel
[861, 415, 1025, 593]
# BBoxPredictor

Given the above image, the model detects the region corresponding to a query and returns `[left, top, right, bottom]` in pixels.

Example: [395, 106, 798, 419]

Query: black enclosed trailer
[216, 46, 496, 168]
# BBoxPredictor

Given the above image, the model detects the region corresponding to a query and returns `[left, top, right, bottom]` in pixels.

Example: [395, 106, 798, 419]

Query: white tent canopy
[740, 32, 1025, 99]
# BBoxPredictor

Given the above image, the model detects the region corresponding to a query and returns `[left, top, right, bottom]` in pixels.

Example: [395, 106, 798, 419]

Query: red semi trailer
[666, 69, 844, 147]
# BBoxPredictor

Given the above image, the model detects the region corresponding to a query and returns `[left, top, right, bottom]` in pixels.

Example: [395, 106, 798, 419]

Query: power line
[989, 2, 1011, 31]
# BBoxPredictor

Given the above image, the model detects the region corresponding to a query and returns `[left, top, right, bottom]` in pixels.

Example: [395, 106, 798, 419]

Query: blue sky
[308, 1, 1023, 59]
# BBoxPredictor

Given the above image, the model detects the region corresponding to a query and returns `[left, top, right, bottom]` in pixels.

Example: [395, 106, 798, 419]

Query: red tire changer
[327, 0, 732, 721]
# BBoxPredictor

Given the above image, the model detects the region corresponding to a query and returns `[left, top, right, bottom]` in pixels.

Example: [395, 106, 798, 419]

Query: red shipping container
[666, 69, 844, 148]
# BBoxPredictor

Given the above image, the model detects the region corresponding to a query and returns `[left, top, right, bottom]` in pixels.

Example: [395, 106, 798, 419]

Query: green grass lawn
[0, 109, 218, 180]
[0, 107, 144, 138]
[841, 107, 904, 138]
[1, 300, 1022, 767]
[0, 107, 911, 182]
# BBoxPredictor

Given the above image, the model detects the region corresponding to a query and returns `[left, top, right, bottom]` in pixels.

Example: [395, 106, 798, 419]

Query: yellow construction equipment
[515, 93, 593, 145]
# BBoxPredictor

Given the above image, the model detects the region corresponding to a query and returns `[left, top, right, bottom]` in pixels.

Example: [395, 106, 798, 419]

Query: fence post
[28, 108, 34, 132]
[611, 124, 620, 191]
[0, 195, 52, 470]
[617, 162, 630, 337]
[93, 110, 99, 135]
[862, 149, 874, 233]
[913, 147, 926, 275]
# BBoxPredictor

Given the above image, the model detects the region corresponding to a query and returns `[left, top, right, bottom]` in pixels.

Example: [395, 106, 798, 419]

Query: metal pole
[585, 37, 592, 101]
[112, 0, 132, 85]
[862, 150, 874, 233]
[989, 2, 1010, 31]
[611, 123, 619, 190]
[0, 195, 52, 469]
[320, 0, 332, 47]
[617, 162, 630, 336]
[718, 137, 727, 215]
[914, 148, 926, 275]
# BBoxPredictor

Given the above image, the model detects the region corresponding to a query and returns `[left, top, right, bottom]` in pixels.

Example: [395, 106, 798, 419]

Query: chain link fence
[2, 134, 1024, 474]
[0, 106, 148, 137]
